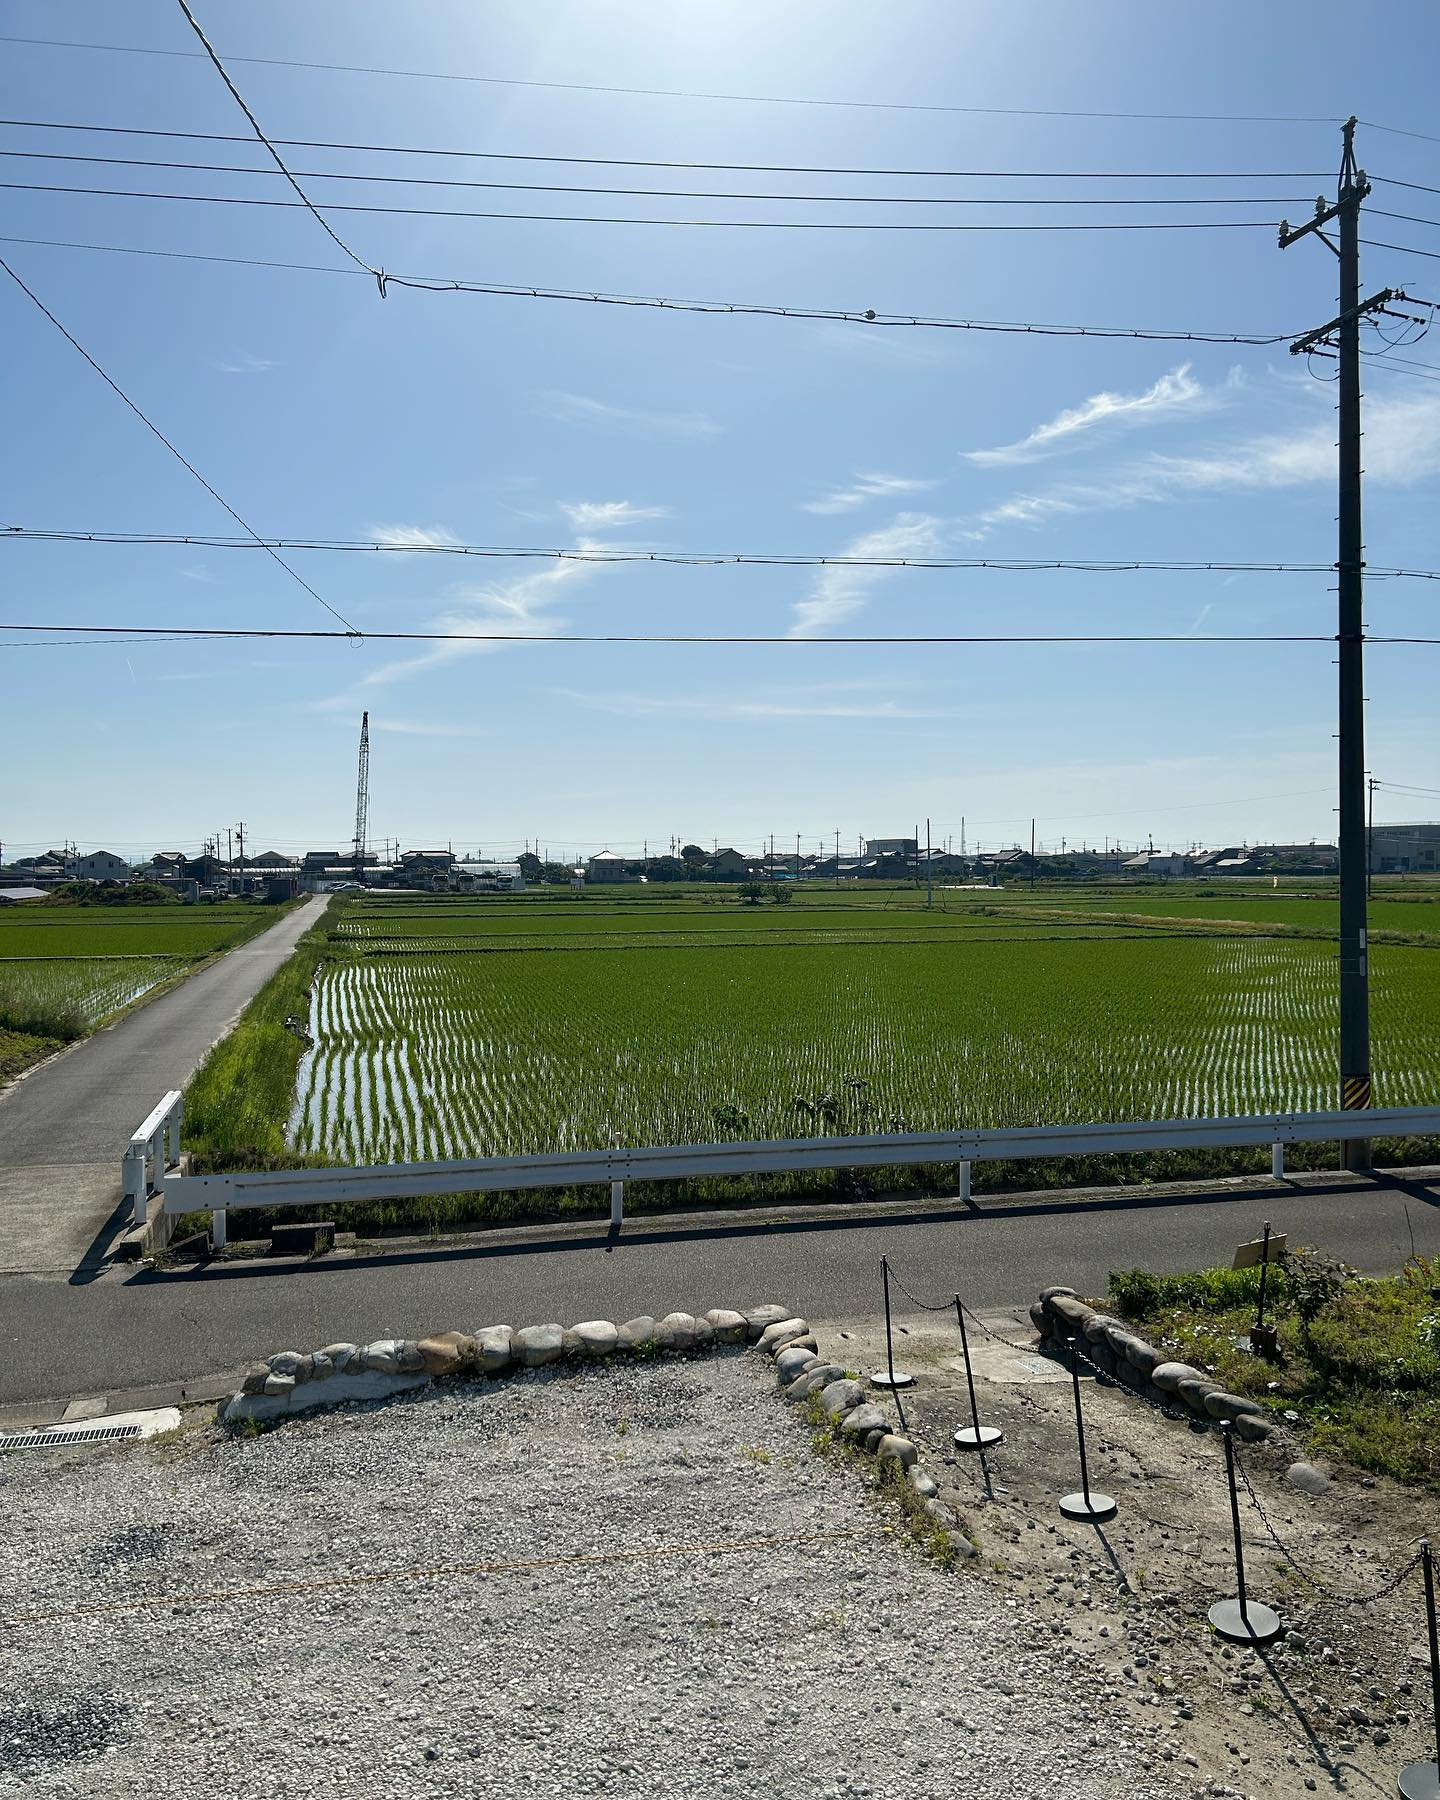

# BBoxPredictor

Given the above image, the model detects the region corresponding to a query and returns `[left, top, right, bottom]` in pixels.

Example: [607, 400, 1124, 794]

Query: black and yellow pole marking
[1342, 1073, 1372, 1111]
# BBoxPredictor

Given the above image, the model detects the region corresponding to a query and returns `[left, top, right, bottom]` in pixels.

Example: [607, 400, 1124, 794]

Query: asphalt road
[0, 896, 324, 1274]
[2, 1163, 1435, 1409]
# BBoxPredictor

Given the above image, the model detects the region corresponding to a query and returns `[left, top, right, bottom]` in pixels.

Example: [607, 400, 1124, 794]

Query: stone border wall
[1028, 1286, 1273, 1441]
[222, 1305, 796, 1426]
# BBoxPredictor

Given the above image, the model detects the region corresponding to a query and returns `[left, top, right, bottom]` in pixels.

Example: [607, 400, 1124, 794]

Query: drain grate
[0, 1424, 142, 1452]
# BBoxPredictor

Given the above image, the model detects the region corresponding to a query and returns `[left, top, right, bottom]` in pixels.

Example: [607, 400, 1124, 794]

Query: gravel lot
[0, 1353, 1198, 1800]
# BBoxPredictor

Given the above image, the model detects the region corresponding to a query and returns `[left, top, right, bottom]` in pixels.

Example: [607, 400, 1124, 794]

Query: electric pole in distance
[1279, 118, 1415, 1169]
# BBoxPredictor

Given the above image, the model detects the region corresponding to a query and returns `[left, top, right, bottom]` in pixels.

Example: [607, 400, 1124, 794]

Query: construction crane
[352, 710, 370, 884]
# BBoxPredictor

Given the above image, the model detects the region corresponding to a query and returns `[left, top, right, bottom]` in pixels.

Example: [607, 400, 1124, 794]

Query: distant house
[704, 848, 749, 879]
[585, 850, 630, 883]
[248, 851, 294, 870]
[1122, 852, 1190, 878]
[1252, 842, 1339, 874]
[454, 862, 525, 893]
[866, 837, 918, 858]
[72, 850, 131, 882]
[0, 886, 48, 904]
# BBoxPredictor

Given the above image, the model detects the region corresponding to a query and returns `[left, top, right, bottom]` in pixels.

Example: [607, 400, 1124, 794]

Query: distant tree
[516, 852, 542, 880]
[648, 856, 686, 882]
[680, 844, 707, 867]
[541, 862, 572, 885]
[767, 882, 793, 905]
[738, 880, 766, 905]
[46, 880, 178, 907]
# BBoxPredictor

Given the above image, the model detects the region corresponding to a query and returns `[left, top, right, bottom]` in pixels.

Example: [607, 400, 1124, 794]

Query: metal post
[1271, 1141, 1284, 1180]
[1208, 1425, 1281, 1642]
[871, 1254, 915, 1397]
[1400, 1540, 1440, 1798]
[953, 1296, 1001, 1450]
[610, 1179, 624, 1228]
[958, 1159, 972, 1203]
[1256, 1221, 1272, 1335]
[211, 1207, 227, 1252]
[1059, 1343, 1115, 1521]
[122, 1147, 145, 1227]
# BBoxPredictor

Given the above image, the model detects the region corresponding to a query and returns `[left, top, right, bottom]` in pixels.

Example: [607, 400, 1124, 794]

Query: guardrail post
[211, 1206, 227, 1252]
[958, 1159, 972, 1202]
[167, 1096, 184, 1166]
[122, 1147, 146, 1227]
[1271, 1140, 1285, 1180]
[610, 1179, 624, 1228]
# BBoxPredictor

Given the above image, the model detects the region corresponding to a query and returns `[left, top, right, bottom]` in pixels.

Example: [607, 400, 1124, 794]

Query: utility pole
[1030, 818, 1036, 890]
[925, 816, 933, 911]
[834, 827, 840, 888]
[1280, 118, 1410, 1167]
[235, 820, 246, 884]
[1367, 775, 1376, 899]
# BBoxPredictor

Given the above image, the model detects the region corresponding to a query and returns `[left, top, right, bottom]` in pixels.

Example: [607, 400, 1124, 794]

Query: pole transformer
[352, 710, 370, 884]
[1279, 118, 1416, 1170]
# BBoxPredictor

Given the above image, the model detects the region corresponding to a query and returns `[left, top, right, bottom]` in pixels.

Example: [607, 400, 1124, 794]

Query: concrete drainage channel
[0, 1410, 181, 1453]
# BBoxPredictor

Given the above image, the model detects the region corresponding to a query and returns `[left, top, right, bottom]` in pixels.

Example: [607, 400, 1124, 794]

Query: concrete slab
[60, 1397, 107, 1422]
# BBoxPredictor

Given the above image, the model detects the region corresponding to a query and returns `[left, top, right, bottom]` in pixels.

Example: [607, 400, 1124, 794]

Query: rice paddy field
[283, 881, 1440, 1165]
[0, 901, 293, 1051]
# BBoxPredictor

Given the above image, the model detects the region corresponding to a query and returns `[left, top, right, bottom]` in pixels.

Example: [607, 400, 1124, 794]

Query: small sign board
[1232, 1231, 1287, 1271]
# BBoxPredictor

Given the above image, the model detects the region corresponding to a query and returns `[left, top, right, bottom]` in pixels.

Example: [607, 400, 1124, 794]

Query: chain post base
[1059, 1491, 1116, 1523]
[1208, 1598, 1282, 1644]
[870, 1370, 915, 1390]
[954, 1424, 1003, 1451]
[1398, 1763, 1440, 1800]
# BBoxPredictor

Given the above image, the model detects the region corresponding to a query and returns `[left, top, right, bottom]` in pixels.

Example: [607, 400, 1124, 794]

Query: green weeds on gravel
[1106, 1249, 1440, 1488]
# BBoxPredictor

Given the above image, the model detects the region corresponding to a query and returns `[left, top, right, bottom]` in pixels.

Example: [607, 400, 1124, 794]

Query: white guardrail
[144, 1104, 1440, 1250]
[123, 1089, 184, 1226]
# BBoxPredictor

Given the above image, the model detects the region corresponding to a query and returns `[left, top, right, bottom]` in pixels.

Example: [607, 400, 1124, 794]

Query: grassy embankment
[1105, 1252, 1440, 1487]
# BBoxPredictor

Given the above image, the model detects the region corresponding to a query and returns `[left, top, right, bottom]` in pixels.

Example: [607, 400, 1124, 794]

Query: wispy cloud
[531, 390, 721, 440]
[180, 564, 219, 584]
[559, 500, 671, 531]
[801, 472, 939, 516]
[555, 682, 949, 721]
[214, 353, 279, 375]
[789, 513, 945, 638]
[371, 718, 492, 738]
[962, 387, 1440, 540]
[964, 365, 1206, 467]
[369, 524, 462, 551]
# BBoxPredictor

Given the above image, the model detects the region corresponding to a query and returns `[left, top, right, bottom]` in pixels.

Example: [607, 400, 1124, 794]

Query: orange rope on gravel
[0, 1528, 871, 1629]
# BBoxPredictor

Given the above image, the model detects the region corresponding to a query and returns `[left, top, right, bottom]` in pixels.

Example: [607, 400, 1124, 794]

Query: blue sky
[4, 0, 1440, 861]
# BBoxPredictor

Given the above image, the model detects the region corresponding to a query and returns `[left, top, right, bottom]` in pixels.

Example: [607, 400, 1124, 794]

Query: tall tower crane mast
[352, 710, 370, 883]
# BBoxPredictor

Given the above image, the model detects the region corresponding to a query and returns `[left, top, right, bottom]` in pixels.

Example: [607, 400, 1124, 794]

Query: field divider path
[0, 896, 325, 1276]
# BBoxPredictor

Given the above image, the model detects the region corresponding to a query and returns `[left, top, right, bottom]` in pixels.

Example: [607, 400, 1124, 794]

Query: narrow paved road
[1, 1162, 1435, 1407]
[0, 896, 323, 1275]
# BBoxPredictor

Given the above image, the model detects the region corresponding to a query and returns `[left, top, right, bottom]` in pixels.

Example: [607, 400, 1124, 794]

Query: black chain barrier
[1232, 1443, 1426, 1608]
[883, 1257, 1428, 1618]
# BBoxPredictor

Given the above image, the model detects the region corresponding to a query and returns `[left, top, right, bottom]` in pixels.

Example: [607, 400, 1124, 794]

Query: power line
[1359, 117, 1440, 148]
[0, 36, 1343, 123]
[0, 118, 1338, 180]
[0, 179, 1285, 232]
[1370, 206, 1440, 232]
[0, 254, 360, 635]
[2, 622, 1428, 647]
[0, 233, 1300, 342]
[1362, 236, 1440, 263]
[9, 526, 1440, 582]
[0, 151, 1318, 208]
[172, 0, 378, 283]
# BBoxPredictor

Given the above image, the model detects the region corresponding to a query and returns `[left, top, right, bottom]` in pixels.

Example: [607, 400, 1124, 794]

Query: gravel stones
[570, 1320, 619, 1359]
[514, 1324, 565, 1368]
